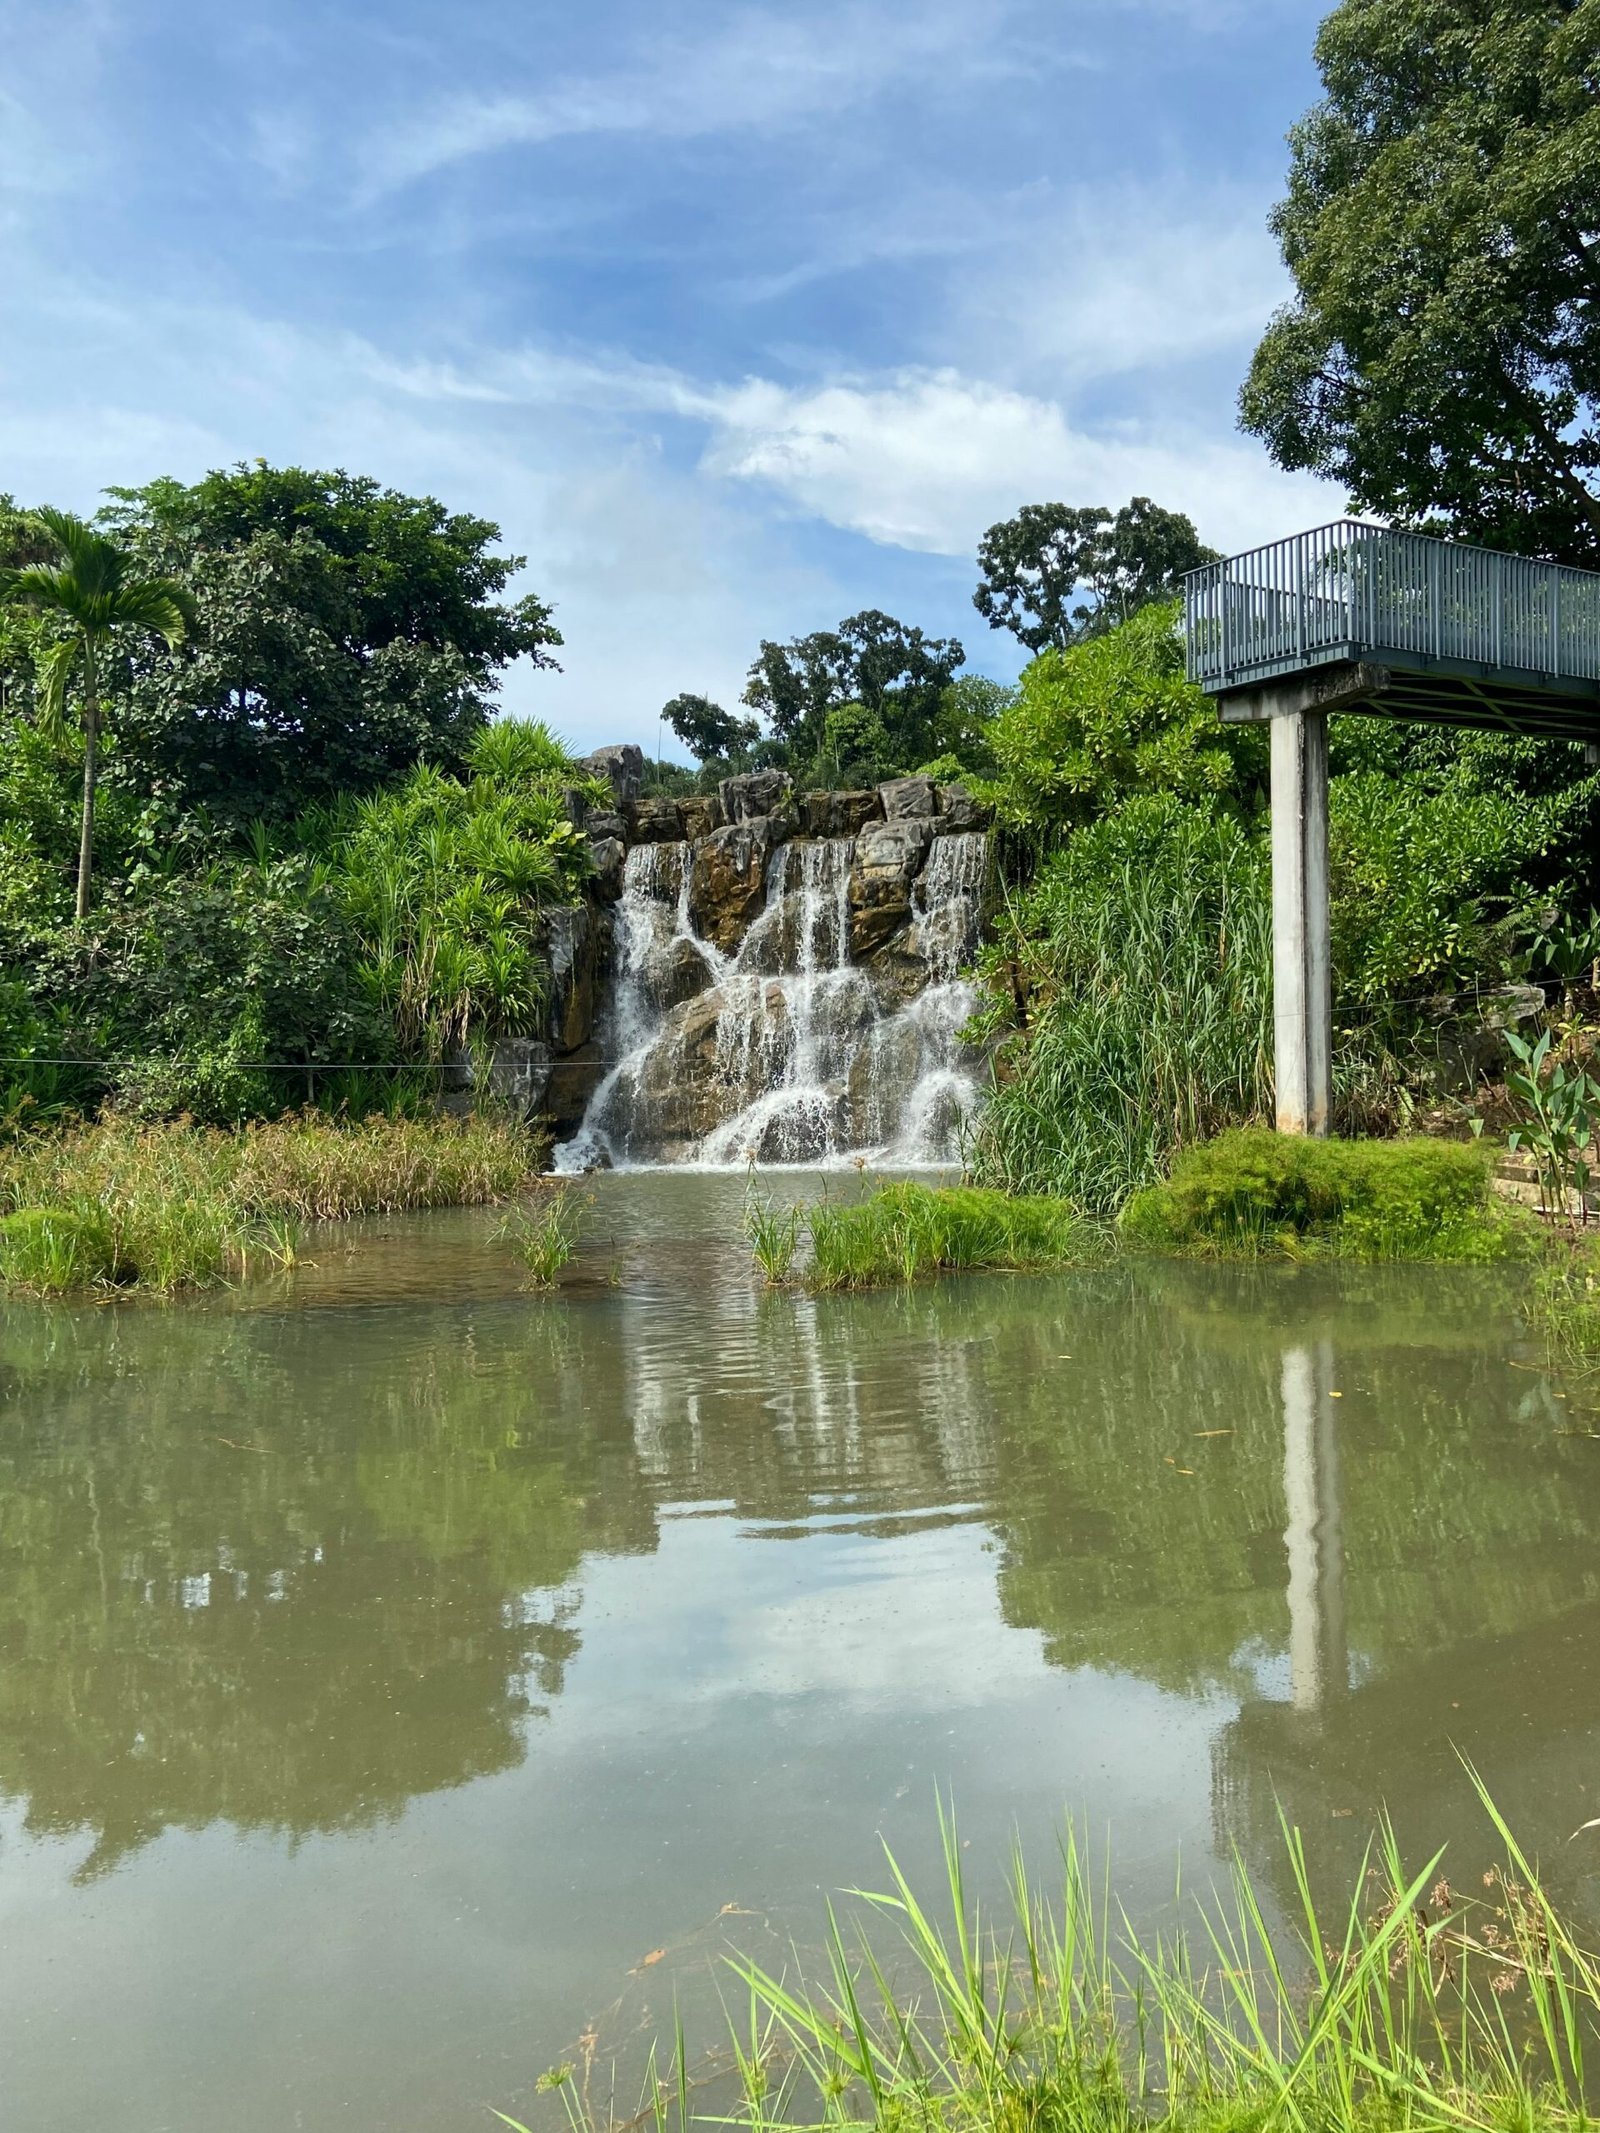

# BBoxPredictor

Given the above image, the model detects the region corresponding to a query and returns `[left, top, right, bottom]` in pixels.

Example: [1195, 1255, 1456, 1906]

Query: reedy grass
[501, 1779, 1600, 2133]
[0, 1110, 542, 1295]
[746, 1195, 806, 1283]
[758, 1182, 1102, 1291]
[499, 1187, 586, 1286]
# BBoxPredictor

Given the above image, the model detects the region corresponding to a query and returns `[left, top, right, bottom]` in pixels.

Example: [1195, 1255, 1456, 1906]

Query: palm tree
[0, 508, 193, 919]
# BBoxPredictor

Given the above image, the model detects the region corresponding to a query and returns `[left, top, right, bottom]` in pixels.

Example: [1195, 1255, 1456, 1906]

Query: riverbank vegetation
[511, 1791, 1600, 2133]
[0, 1111, 541, 1293]
[746, 1181, 1100, 1289]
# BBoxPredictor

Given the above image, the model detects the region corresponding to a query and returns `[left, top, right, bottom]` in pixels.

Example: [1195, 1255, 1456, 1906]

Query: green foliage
[1504, 1026, 1600, 1218]
[976, 603, 1264, 839]
[315, 721, 590, 1059]
[497, 1188, 585, 1285]
[802, 1180, 1097, 1289]
[974, 495, 1218, 652]
[742, 609, 966, 779]
[744, 1193, 804, 1283]
[94, 464, 562, 824]
[1242, 0, 1600, 565]
[972, 798, 1276, 1211]
[1121, 1127, 1532, 1261]
[661, 692, 759, 767]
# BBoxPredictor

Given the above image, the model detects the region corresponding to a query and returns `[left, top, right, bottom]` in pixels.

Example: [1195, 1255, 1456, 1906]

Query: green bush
[1120, 1128, 1533, 1262]
[803, 1180, 1097, 1289]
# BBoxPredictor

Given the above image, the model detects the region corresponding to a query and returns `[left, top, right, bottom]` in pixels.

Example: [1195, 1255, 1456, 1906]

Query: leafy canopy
[661, 692, 759, 766]
[742, 608, 965, 775]
[97, 464, 563, 822]
[974, 497, 1216, 653]
[1241, 0, 1600, 564]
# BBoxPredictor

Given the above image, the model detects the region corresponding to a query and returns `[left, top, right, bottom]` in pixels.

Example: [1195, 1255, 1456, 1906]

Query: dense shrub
[1120, 1127, 1532, 1261]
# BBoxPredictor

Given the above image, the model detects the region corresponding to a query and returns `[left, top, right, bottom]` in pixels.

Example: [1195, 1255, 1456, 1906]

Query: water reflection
[3, 1179, 1599, 2132]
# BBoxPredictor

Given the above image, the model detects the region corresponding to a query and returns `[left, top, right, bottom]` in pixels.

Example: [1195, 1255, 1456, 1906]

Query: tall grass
[505, 1784, 1600, 2133]
[498, 1187, 586, 1286]
[778, 1182, 1099, 1290]
[0, 1111, 542, 1295]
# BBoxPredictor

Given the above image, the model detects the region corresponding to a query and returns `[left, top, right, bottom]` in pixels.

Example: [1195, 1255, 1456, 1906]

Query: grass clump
[505, 1786, 1600, 2133]
[803, 1182, 1097, 1290]
[0, 1110, 542, 1295]
[498, 1188, 585, 1286]
[745, 1195, 805, 1283]
[1120, 1127, 1535, 1262]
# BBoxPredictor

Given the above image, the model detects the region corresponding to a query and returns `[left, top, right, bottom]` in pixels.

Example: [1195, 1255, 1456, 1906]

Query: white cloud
[697, 368, 1338, 555]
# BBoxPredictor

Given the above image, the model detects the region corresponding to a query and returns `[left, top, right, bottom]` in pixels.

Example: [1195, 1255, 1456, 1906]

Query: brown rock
[848, 817, 932, 957]
[545, 904, 599, 1051]
[719, 768, 794, 822]
[688, 818, 775, 953]
[934, 783, 992, 833]
[587, 836, 625, 901]
[679, 794, 724, 841]
[878, 775, 937, 821]
[624, 795, 684, 843]
[804, 789, 882, 838]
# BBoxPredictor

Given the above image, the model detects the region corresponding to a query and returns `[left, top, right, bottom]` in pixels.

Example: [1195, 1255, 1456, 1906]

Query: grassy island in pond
[748, 1181, 1101, 1289]
[0, 1111, 542, 1294]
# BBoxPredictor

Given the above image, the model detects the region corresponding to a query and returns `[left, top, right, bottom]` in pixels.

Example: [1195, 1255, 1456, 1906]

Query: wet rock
[688, 818, 775, 953]
[545, 1041, 606, 1134]
[641, 935, 717, 1015]
[934, 784, 991, 833]
[545, 903, 599, 1052]
[719, 768, 794, 823]
[804, 789, 882, 838]
[587, 835, 625, 902]
[580, 744, 645, 804]
[878, 775, 937, 821]
[849, 817, 932, 957]
[486, 1037, 552, 1118]
[624, 795, 684, 843]
[678, 794, 724, 842]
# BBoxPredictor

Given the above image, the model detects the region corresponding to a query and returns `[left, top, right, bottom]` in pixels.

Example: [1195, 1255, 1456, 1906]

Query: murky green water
[3, 1171, 1600, 2132]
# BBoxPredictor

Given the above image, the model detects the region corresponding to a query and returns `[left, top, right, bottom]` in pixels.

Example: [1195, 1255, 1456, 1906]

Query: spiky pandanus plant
[0, 508, 193, 919]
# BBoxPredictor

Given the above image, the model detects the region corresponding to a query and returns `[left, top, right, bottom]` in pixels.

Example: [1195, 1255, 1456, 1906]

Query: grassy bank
[0, 1111, 543, 1294]
[508, 1790, 1599, 2133]
[1120, 1128, 1538, 1264]
[748, 1181, 1102, 1289]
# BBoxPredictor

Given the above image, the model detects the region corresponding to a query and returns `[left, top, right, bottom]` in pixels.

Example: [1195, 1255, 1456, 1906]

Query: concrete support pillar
[1270, 710, 1331, 1136]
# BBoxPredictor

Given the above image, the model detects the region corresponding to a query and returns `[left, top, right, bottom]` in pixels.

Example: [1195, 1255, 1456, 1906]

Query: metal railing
[1185, 520, 1600, 693]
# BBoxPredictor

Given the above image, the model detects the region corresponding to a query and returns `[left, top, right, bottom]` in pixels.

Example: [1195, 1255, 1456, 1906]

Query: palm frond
[109, 576, 194, 649]
[34, 638, 80, 742]
[31, 508, 125, 605]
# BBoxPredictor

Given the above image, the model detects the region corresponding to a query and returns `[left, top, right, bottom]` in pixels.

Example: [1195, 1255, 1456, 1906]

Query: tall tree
[0, 510, 192, 919]
[1240, 0, 1600, 565]
[98, 465, 563, 822]
[974, 499, 1215, 652]
[661, 692, 759, 765]
[742, 610, 965, 767]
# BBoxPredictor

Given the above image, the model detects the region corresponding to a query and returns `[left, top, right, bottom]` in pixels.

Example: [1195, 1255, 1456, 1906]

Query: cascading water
[559, 823, 990, 1171]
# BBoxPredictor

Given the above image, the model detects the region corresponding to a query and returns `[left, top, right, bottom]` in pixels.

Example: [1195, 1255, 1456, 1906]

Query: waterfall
[557, 820, 990, 1172]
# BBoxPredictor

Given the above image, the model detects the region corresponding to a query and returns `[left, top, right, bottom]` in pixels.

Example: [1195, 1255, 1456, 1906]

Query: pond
[3, 1171, 1599, 2132]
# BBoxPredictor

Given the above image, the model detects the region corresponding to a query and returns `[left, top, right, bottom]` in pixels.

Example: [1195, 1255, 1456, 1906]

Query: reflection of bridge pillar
[1281, 1341, 1347, 1714]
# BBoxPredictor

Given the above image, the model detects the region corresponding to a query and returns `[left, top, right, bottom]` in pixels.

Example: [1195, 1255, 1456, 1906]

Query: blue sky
[0, 0, 1342, 751]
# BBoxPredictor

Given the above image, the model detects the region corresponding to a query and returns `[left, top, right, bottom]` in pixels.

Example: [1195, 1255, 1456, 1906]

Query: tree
[661, 692, 759, 765]
[974, 499, 1216, 652]
[1240, 0, 1600, 566]
[0, 510, 192, 919]
[97, 465, 563, 822]
[742, 609, 965, 771]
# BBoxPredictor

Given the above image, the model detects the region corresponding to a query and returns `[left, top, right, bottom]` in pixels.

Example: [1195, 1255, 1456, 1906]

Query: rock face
[587, 836, 625, 902]
[878, 775, 937, 821]
[624, 795, 684, 843]
[849, 817, 934, 957]
[689, 819, 775, 952]
[545, 904, 599, 1053]
[719, 769, 794, 823]
[678, 794, 723, 841]
[580, 744, 645, 803]
[935, 783, 991, 833]
[804, 789, 882, 838]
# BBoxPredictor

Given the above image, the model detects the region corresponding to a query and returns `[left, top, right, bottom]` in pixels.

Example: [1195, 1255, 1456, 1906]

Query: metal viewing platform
[1186, 520, 1600, 740]
[1184, 522, 1600, 1140]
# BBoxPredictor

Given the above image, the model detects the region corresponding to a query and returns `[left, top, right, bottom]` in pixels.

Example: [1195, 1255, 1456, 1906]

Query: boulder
[587, 835, 626, 902]
[719, 768, 794, 823]
[804, 788, 882, 838]
[624, 795, 684, 843]
[580, 744, 644, 804]
[559, 784, 590, 829]
[544, 903, 599, 1053]
[849, 817, 932, 957]
[486, 1037, 552, 1119]
[688, 818, 776, 953]
[545, 1041, 606, 1135]
[639, 935, 717, 1015]
[878, 775, 937, 821]
[587, 809, 626, 844]
[679, 794, 724, 842]
[934, 783, 992, 833]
